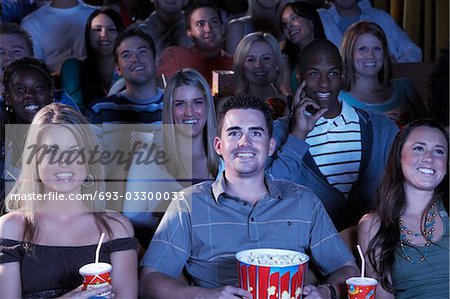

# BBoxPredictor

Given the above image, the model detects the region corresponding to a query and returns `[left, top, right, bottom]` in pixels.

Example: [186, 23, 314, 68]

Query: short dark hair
[217, 94, 273, 138]
[113, 27, 156, 62]
[2, 57, 54, 123]
[298, 39, 342, 77]
[184, 0, 222, 29]
[0, 22, 34, 56]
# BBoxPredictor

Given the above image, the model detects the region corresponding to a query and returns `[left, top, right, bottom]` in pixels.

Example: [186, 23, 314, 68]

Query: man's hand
[302, 284, 331, 299]
[195, 285, 252, 299]
[291, 81, 328, 140]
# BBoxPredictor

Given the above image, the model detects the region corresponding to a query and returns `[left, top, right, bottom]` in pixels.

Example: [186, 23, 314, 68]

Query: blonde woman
[0, 103, 138, 298]
[124, 69, 219, 247]
[233, 32, 291, 119]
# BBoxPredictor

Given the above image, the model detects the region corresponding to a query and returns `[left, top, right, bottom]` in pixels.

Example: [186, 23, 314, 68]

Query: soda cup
[346, 277, 378, 299]
[79, 262, 112, 296]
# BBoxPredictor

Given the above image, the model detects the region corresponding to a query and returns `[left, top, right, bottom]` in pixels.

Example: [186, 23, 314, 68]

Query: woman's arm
[107, 212, 138, 298]
[357, 213, 395, 299]
[0, 213, 23, 297]
[110, 249, 138, 298]
[0, 263, 21, 298]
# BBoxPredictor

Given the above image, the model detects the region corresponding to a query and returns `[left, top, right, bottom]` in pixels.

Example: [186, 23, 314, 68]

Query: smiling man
[268, 39, 398, 231]
[156, 0, 233, 87]
[87, 28, 163, 125]
[139, 94, 359, 299]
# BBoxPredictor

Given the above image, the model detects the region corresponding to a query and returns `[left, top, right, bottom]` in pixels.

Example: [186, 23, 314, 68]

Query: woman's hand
[58, 285, 114, 299]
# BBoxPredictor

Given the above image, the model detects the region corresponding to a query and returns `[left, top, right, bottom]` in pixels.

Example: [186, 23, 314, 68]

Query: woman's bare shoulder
[104, 211, 134, 239]
[0, 212, 25, 240]
[358, 213, 381, 237]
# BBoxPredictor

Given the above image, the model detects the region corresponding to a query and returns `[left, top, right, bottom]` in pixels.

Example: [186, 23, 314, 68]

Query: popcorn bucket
[236, 248, 309, 299]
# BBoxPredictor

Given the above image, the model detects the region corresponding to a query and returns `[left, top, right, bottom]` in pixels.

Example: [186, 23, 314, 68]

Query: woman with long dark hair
[60, 8, 125, 113]
[279, 1, 325, 91]
[358, 119, 449, 298]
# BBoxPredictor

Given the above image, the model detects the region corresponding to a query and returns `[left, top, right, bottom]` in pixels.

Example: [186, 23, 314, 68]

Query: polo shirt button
[243, 202, 248, 206]
[287, 221, 292, 225]
[250, 217, 255, 221]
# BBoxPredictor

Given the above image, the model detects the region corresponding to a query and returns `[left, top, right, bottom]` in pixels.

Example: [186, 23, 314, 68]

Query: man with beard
[156, 0, 233, 87]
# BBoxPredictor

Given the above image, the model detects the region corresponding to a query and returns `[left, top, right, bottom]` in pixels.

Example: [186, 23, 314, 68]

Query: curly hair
[2, 57, 54, 124]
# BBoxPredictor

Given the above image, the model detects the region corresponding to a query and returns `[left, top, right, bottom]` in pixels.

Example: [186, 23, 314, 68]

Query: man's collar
[317, 96, 359, 125]
[212, 171, 282, 204]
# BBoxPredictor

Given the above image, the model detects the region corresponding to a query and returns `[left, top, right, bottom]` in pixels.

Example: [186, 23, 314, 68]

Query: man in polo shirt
[267, 39, 398, 231]
[139, 94, 359, 298]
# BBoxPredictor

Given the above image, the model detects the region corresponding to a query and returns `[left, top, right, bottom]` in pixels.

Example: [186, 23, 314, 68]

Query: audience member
[87, 28, 163, 125]
[233, 32, 291, 118]
[1, 58, 79, 206]
[139, 94, 359, 298]
[280, 1, 326, 91]
[427, 45, 449, 131]
[318, 0, 422, 63]
[268, 39, 398, 231]
[340, 21, 426, 127]
[2, 0, 40, 23]
[0, 103, 138, 298]
[138, 0, 194, 58]
[0, 23, 35, 95]
[21, 0, 97, 73]
[358, 119, 449, 299]
[225, 0, 283, 55]
[60, 8, 125, 113]
[156, 0, 233, 87]
[124, 68, 219, 247]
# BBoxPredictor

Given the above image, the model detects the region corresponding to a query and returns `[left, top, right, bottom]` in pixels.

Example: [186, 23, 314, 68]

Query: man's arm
[266, 82, 328, 182]
[139, 268, 251, 299]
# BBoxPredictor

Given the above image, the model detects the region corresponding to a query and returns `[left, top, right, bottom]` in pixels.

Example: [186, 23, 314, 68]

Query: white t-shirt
[21, 0, 97, 73]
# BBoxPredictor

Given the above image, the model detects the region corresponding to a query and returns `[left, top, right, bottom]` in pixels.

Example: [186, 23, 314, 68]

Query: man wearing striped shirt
[268, 39, 398, 231]
[87, 28, 163, 125]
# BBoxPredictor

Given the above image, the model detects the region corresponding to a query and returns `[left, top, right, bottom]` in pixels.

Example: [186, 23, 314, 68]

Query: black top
[0, 237, 137, 298]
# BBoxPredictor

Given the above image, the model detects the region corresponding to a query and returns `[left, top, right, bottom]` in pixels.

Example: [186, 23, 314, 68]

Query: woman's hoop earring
[82, 174, 96, 188]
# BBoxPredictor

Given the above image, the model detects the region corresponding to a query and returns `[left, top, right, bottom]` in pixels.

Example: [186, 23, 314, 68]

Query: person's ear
[115, 62, 122, 76]
[268, 137, 276, 156]
[214, 136, 222, 156]
[186, 28, 193, 40]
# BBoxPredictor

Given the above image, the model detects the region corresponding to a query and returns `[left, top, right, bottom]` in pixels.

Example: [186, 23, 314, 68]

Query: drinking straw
[161, 74, 167, 88]
[95, 233, 105, 264]
[356, 244, 365, 277]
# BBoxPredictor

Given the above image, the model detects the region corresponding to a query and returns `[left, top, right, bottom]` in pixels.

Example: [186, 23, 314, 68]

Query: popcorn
[241, 252, 307, 266]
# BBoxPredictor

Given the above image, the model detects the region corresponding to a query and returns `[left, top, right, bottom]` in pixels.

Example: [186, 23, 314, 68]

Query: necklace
[398, 205, 436, 264]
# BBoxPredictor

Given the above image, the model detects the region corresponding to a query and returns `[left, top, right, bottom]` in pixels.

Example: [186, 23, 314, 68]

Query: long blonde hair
[6, 103, 112, 242]
[162, 68, 219, 178]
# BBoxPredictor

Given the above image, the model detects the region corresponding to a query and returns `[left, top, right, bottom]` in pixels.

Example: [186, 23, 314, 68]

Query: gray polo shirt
[141, 172, 355, 288]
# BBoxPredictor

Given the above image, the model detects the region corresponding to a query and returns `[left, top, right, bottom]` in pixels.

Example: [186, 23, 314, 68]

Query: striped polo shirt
[142, 173, 355, 288]
[87, 88, 164, 125]
[305, 99, 362, 198]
